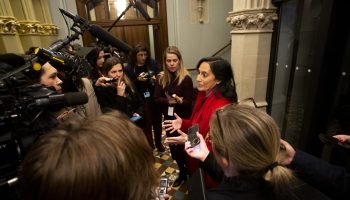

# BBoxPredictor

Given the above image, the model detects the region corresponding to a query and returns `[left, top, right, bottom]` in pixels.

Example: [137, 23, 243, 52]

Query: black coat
[94, 85, 143, 118]
[198, 153, 330, 200]
[290, 150, 350, 199]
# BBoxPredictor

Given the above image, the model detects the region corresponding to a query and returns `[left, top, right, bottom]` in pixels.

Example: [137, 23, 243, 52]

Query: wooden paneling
[123, 25, 149, 47]
[75, 0, 168, 62]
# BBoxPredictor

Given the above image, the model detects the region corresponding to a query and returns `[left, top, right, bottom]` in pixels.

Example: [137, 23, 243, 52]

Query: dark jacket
[125, 59, 159, 98]
[290, 150, 350, 199]
[199, 153, 330, 200]
[94, 85, 143, 117]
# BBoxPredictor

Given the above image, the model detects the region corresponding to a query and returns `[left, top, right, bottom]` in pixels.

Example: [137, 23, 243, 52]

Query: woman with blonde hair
[18, 111, 159, 200]
[185, 105, 329, 199]
[154, 46, 193, 187]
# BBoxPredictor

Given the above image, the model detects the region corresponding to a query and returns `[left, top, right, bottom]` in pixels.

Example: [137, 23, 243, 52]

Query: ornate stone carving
[41, 24, 59, 35]
[17, 20, 43, 35]
[227, 9, 277, 33]
[0, 16, 19, 34]
[0, 18, 59, 36]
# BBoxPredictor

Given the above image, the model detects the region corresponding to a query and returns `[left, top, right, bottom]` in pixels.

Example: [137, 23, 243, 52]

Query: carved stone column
[0, 0, 24, 53]
[36, 0, 59, 47]
[0, 0, 59, 53]
[227, 0, 277, 107]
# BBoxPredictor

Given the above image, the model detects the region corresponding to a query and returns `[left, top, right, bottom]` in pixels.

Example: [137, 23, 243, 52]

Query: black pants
[141, 98, 162, 148]
[165, 115, 187, 176]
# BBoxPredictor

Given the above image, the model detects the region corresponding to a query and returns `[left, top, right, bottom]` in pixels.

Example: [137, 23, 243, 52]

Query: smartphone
[319, 134, 341, 145]
[188, 124, 200, 147]
[130, 115, 142, 122]
[159, 176, 168, 196]
[104, 77, 118, 83]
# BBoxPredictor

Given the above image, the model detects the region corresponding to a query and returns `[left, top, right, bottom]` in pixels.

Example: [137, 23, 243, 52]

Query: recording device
[59, 8, 132, 53]
[130, 0, 151, 21]
[159, 176, 168, 196]
[89, 24, 131, 53]
[103, 77, 118, 83]
[188, 124, 200, 148]
[34, 92, 88, 107]
[139, 70, 155, 85]
[319, 134, 345, 146]
[145, 70, 155, 78]
[130, 115, 142, 122]
[33, 47, 92, 82]
[0, 8, 104, 196]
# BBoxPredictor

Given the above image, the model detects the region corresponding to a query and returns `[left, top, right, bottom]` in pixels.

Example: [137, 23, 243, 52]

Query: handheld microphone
[89, 24, 132, 53]
[34, 92, 88, 107]
[131, 0, 151, 21]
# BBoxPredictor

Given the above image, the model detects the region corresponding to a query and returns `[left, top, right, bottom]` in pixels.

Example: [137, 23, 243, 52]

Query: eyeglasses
[214, 97, 265, 138]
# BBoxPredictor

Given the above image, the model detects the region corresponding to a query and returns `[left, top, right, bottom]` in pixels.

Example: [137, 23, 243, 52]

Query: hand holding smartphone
[159, 176, 168, 196]
[319, 134, 341, 146]
[104, 77, 118, 83]
[130, 115, 142, 122]
[188, 124, 200, 147]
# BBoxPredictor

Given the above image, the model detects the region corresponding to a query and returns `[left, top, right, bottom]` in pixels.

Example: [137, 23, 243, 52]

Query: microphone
[89, 24, 131, 53]
[59, 8, 131, 53]
[34, 92, 88, 107]
[59, 8, 89, 27]
[131, 0, 151, 21]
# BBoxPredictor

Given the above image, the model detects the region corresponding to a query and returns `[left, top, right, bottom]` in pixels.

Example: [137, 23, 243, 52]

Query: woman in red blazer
[164, 57, 238, 188]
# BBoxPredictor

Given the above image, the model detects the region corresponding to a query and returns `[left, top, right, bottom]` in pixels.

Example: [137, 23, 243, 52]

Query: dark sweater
[154, 74, 193, 119]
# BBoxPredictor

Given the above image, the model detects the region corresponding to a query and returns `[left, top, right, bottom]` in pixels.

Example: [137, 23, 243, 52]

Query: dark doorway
[268, 0, 350, 160]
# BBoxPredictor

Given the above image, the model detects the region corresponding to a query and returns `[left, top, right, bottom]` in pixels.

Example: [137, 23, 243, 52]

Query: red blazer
[181, 90, 231, 188]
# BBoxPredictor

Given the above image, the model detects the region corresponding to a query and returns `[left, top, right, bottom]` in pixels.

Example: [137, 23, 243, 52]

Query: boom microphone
[59, 8, 89, 27]
[34, 92, 88, 107]
[89, 24, 132, 53]
[59, 8, 131, 53]
[132, 0, 151, 21]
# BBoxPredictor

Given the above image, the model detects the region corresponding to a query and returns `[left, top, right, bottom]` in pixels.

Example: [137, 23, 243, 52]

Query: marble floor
[153, 134, 188, 200]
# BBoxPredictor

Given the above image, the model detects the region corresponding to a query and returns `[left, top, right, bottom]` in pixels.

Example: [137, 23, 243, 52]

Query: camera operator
[40, 62, 63, 93]
[17, 111, 167, 200]
[0, 54, 62, 200]
[38, 61, 79, 121]
[56, 44, 103, 119]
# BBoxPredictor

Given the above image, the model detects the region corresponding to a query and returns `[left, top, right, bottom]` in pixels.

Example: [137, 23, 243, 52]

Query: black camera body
[144, 70, 155, 78]
[145, 70, 155, 86]
[0, 50, 90, 187]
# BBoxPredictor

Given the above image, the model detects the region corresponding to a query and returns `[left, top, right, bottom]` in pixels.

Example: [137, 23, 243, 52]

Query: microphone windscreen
[89, 24, 131, 53]
[64, 92, 88, 106]
[134, 1, 151, 21]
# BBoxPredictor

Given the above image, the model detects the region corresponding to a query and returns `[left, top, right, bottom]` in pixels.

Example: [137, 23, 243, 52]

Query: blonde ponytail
[264, 164, 295, 193]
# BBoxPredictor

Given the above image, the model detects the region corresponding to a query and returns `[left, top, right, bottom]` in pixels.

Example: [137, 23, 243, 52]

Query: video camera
[0, 17, 88, 191]
[0, 51, 89, 187]
[34, 47, 92, 81]
[0, 7, 132, 193]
